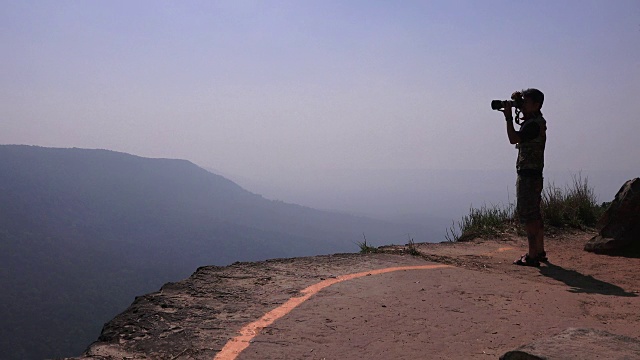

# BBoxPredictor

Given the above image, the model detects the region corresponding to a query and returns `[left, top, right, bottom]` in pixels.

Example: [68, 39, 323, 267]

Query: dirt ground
[72, 230, 640, 360]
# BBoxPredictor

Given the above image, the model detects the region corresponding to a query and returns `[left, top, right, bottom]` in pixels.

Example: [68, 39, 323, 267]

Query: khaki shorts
[516, 175, 543, 224]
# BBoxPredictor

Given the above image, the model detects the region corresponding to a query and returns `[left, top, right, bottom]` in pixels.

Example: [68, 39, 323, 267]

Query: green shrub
[542, 174, 603, 228]
[446, 174, 604, 242]
[445, 203, 514, 242]
[356, 233, 379, 253]
[406, 237, 420, 255]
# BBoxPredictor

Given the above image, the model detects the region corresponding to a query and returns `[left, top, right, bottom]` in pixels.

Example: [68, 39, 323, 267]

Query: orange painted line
[214, 264, 451, 360]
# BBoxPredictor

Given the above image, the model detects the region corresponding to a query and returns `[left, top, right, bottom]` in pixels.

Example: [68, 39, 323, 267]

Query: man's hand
[501, 102, 513, 121]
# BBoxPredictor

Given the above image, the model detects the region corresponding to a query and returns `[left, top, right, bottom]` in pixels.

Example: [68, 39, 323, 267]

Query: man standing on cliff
[500, 88, 547, 267]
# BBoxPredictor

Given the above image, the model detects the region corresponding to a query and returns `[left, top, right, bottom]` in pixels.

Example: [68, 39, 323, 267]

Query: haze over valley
[226, 167, 637, 236]
[0, 145, 439, 359]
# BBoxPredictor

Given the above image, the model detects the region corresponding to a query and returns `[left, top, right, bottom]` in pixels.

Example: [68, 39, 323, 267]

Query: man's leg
[525, 218, 544, 258]
[532, 175, 545, 259]
[514, 175, 545, 266]
[537, 219, 545, 259]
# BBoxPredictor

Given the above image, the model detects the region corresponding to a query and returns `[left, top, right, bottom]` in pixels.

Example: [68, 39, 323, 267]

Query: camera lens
[491, 100, 503, 110]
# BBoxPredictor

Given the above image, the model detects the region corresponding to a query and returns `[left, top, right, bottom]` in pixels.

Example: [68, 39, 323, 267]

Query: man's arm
[502, 106, 540, 144]
[511, 121, 541, 144]
[506, 118, 521, 144]
[502, 105, 521, 144]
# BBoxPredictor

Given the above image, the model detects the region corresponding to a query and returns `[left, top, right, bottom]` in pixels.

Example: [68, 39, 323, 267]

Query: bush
[542, 174, 603, 228]
[445, 203, 514, 242]
[446, 174, 604, 242]
[356, 233, 379, 253]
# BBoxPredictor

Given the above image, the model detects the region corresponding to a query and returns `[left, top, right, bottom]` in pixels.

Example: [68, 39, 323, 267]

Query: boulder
[584, 178, 640, 253]
[500, 328, 640, 360]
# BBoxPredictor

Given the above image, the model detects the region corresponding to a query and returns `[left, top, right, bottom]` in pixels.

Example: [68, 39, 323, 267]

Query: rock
[500, 328, 640, 360]
[584, 178, 640, 253]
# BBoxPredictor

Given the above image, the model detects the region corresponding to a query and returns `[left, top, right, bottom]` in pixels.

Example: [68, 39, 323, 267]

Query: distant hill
[0, 145, 418, 359]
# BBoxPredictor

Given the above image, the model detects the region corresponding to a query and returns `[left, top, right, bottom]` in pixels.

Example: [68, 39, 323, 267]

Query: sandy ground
[71, 230, 640, 360]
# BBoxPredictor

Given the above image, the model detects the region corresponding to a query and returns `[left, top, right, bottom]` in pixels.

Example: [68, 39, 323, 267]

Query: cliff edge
[65, 230, 640, 359]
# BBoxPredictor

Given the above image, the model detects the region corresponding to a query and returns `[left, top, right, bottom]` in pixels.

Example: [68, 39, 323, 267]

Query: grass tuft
[446, 174, 605, 242]
[445, 203, 514, 242]
[542, 174, 605, 229]
[406, 237, 420, 256]
[357, 233, 379, 253]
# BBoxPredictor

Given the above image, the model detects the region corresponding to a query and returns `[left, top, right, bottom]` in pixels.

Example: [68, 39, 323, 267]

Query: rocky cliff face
[585, 178, 640, 253]
[67, 252, 420, 360]
[63, 232, 640, 360]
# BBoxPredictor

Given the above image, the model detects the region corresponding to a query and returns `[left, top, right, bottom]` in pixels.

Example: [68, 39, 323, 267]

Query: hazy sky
[2, 1, 639, 220]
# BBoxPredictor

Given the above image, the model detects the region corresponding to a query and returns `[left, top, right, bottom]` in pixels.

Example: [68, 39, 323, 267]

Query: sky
[1, 1, 639, 229]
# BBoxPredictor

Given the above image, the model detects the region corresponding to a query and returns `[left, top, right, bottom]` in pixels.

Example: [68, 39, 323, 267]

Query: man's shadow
[539, 261, 637, 297]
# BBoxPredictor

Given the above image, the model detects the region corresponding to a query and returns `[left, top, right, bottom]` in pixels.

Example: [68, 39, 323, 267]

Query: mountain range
[0, 145, 430, 359]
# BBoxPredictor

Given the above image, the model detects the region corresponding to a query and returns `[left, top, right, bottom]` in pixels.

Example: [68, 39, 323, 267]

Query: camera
[491, 91, 524, 110]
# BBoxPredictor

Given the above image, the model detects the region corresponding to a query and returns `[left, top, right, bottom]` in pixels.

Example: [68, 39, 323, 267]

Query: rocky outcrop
[500, 328, 640, 360]
[585, 178, 640, 253]
[63, 253, 424, 360]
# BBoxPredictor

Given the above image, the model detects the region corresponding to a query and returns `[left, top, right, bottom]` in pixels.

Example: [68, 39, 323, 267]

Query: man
[501, 88, 547, 267]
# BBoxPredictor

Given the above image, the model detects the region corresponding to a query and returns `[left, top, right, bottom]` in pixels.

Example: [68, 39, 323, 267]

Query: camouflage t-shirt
[516, 115, 546, 173]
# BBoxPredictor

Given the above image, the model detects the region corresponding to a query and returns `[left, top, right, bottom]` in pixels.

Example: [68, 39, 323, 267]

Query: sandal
[516, 251, 547, 262]
[513, 253, 540, 267]
[538, 251, 548, 262]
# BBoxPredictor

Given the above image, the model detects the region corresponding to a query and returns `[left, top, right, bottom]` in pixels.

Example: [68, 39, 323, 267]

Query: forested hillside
[0, 145, 414, 359]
